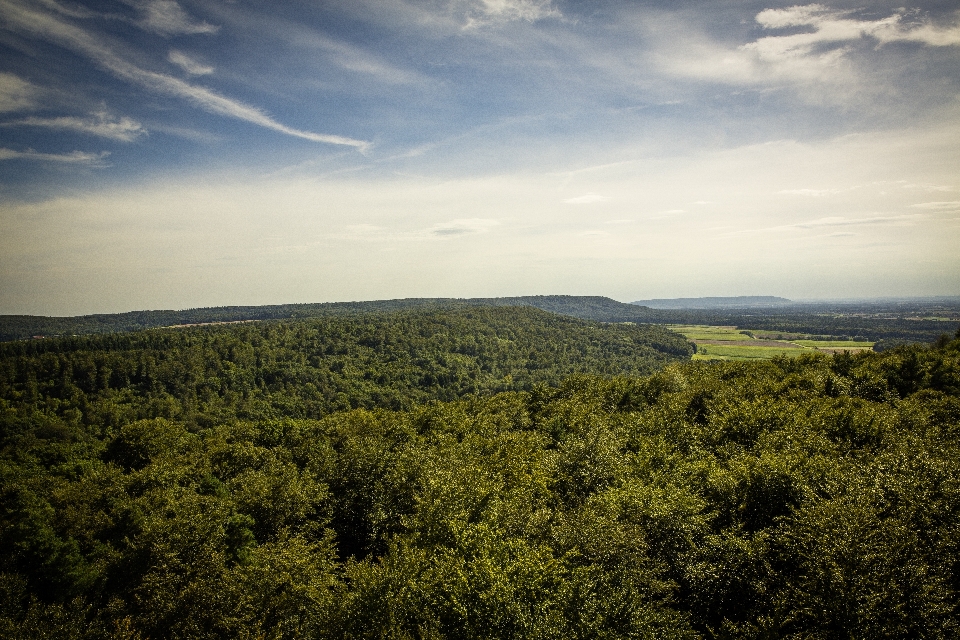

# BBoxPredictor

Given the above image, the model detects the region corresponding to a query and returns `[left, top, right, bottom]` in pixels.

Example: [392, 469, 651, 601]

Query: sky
[1, 0, 959, 316]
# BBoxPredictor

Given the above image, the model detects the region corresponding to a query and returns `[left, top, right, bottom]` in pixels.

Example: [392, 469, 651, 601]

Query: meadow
[666, 325, 875, 361]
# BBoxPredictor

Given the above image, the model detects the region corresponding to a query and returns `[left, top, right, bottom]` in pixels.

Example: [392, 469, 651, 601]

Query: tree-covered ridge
[5, 294, 957, 345]
[0, 307, 692, 429]
[2, 322, 959, 638]
[0, 296, 655, 342]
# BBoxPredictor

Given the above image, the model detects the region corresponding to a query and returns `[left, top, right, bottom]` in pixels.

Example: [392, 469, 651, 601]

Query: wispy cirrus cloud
[660, 4, 960, 90]
[425, 218, 500, 237]
[0, 147, 109, 164]
[779, 188, 843, 197]
[136, 0, 218, 37]
[648, 209, 685, 219]
[0, 0, 369, 149]
[1, 110, 146, 141]
[564, 193, 608, 204]
[0, 72, 39, 113]
[911, 201, 960, 211]
[727, 213, 924, 236]
[752, 4, 960, 56]
[168, 50, 213, 76]
[340, 218, 500, 240]
[899, 182, 956, 192]
[466, 0, 559, 26]
[283, 29, 424, 85]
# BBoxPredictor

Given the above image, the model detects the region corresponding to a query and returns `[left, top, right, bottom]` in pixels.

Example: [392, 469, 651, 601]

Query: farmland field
[792, 339, 874, 349]
[667, 325, 875, 360]
[663, 325, 751, 341]
[693, 343, 806, 360]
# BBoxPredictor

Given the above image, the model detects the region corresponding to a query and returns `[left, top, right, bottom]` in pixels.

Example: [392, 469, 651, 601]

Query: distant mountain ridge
[0, 296, 658, 342]
[5, 294, 956, 344]
[631, 296, 792, 309]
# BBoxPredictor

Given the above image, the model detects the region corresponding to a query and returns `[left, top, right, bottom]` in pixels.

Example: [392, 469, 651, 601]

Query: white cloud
[3, 122, 958, 314]
[471, 0, 558, 23]
[754, 4, 829, 30]
[285, 30, 425, 85]
[409, 0, 561, 29]
[0, 147, 109, 164]
[649, 209, 685, 218]
[0, 72, 39, 113]
[168, 50, 213, 75]
[0, 1, 369, 149]
[793, 214, 922, 228]
[660, 5, 960, 91]
[730, 213, 925, 236]
[335, 218, 500, 241]
[2, 110, 146, 141]
[424, 218, 499, 237]
[138, 0, 218, 36]
[899, 182, 955, 192]
[911, 201, 960, 211]
[751, 4, 960, 53]
[779, 188, 841, 197]
[564, 193, 608, 204]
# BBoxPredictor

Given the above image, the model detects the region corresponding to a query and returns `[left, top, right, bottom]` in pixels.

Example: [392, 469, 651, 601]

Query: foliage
[1, 314, 960, 638]
[0, 307, 691, 428]
[5, 296, 957, 345]
[0, 296, 654, 342]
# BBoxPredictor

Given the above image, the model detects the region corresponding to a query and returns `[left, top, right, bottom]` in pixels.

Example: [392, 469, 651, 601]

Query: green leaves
[2, 323, 960, 638]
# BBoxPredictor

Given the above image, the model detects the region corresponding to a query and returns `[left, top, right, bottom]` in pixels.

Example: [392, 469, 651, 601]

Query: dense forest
[0, 307, 690, 427]
[2, 306, 959, 638]
[3, 295, 958, 345]
[0, 296, 649, 342]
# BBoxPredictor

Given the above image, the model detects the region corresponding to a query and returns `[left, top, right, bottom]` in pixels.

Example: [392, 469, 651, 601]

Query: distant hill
[0, 306, 693, 422]
[5, 294, 956, 344]
[631, 296, 793, 309]
[0, 296, 660, 342]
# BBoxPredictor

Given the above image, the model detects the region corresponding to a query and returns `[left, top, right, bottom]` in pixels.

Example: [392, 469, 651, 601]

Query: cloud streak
[0, 147, 109, 164]
[0, 0, 369, 149]
[168, 50, 213, 76]
[0, 72, 39, 113]
[425, 218, 499, 237]
[728, 213, 925, 236]
[564, 193, 608, 204]
[136, 0, 218, 36]
[466, 0, 560, 26]
[911, 201, 960, 211]
[2, 111, 146, 141]
[752, 5, 960, 55]
[660, 4, 960, 91]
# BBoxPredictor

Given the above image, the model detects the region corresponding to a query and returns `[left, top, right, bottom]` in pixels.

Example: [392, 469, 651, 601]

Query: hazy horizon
[2, 1, 959, 316]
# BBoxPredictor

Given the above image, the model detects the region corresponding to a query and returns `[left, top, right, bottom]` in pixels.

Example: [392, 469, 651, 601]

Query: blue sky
[1, 0, 959, 315]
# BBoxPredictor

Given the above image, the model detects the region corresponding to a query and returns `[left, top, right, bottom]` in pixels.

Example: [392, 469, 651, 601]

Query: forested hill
[2, 321, 959, 637]
[0, 306, 692, 427]
[0, 295, 657, 342]
[4, 294, 957, 345]
[632, 295, 792, 308]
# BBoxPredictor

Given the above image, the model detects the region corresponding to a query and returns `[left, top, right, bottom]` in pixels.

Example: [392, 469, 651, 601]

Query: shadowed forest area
[1, 306, 960, 638]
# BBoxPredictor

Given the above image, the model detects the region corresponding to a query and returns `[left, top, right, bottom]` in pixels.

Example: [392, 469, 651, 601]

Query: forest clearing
[667, 325, 876, 361]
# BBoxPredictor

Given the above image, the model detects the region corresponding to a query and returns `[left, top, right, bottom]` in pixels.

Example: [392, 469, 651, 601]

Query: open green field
[671, 325, 875, 361]
[792, 340, 875, 348]
[693, 344, 806, 360]
[664, 325, 752, 341]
